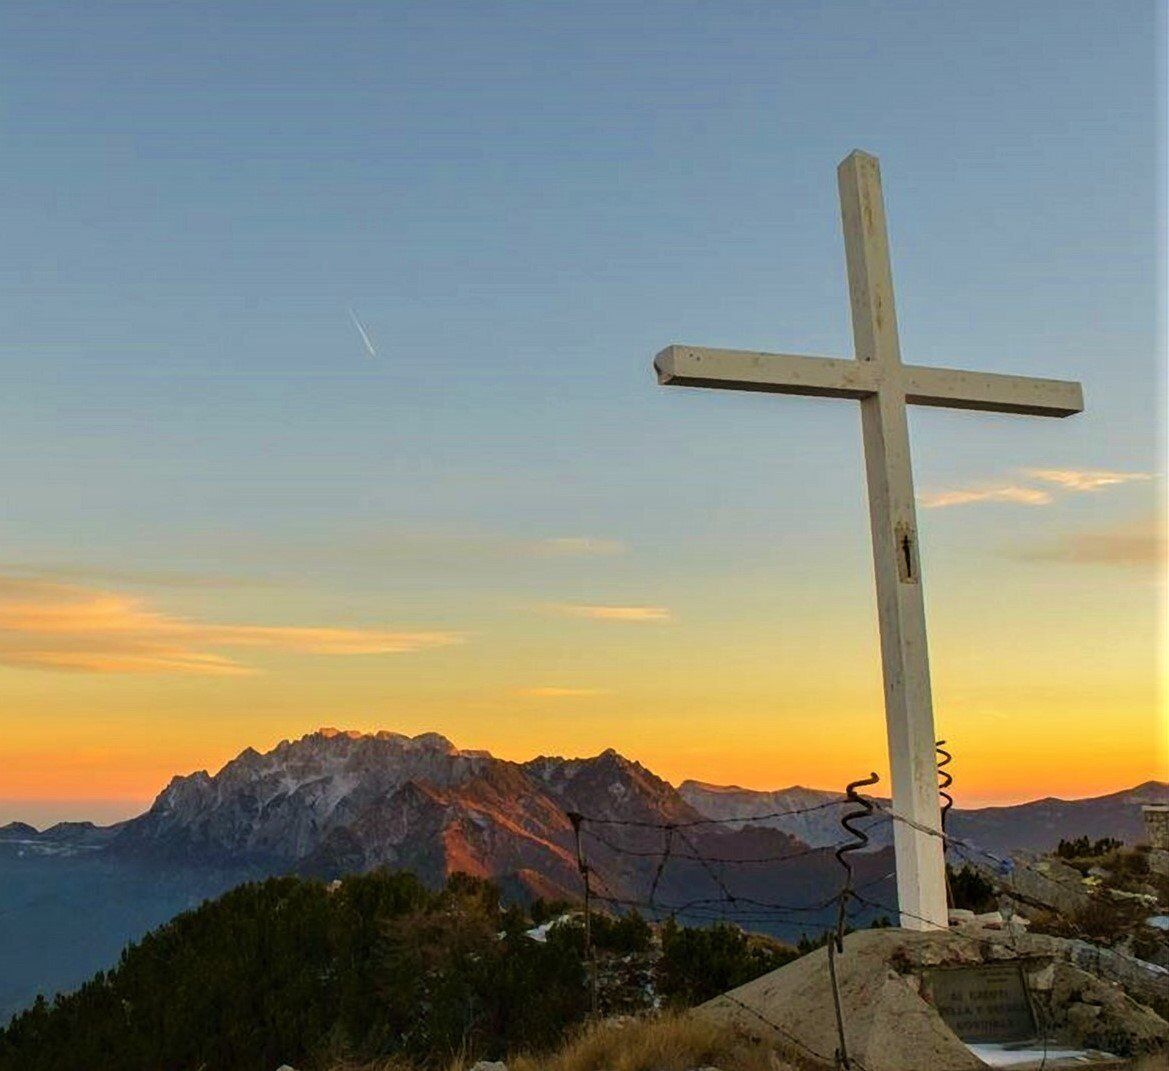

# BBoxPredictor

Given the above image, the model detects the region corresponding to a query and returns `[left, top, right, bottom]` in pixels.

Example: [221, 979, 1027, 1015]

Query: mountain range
[679, 777, 1169, 855]
[2, 727, 1164, 1023]
[14, 728, 1163, 865]
[5, 728, 892, 908]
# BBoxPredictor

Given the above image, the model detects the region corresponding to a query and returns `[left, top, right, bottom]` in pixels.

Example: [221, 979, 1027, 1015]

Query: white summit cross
[653, 151, 1083, 931]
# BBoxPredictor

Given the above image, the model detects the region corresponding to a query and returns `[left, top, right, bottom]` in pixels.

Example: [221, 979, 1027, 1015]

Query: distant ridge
[5, 730, 1163, 860]
[680, 777, 1169, 855]
[43, 728, 853, 913]
[2, 730, 1161, 1026]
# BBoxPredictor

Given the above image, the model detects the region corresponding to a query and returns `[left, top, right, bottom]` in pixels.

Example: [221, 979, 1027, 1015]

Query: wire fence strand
[560, 763, 1151, 1070]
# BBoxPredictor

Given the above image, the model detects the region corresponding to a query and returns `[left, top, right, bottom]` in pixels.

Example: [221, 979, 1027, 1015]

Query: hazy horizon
[5, 720, 1166, 830]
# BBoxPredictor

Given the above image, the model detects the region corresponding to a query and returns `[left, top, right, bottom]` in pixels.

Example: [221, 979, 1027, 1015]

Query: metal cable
[581, 822, 874, 865]
[719, 988, 874, 1071]
[577, 797, 849, 829]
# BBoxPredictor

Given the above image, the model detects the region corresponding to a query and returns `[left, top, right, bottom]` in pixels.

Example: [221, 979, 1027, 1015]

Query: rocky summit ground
[702, 924, 1167, 1071]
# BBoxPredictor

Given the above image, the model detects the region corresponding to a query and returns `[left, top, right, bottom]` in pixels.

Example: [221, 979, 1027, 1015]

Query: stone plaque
[922, 964, 1036, 1044]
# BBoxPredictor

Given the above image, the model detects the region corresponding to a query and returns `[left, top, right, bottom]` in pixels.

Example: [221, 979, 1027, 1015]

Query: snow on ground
[966, 1042, 1119, 1068]
[524, 914, 576, 943]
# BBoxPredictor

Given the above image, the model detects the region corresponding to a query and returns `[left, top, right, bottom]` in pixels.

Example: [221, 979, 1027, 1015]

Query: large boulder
[1044, 960, 1169, 1056]
[698, 925, 1168, 1070]
[998, 855, 1094, 917]
[1148, 849, 1169, 878]
[698, 930, 983, 1071]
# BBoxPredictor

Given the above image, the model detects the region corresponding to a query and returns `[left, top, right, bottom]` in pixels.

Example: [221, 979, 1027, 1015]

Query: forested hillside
[0, 870, 795, 1071]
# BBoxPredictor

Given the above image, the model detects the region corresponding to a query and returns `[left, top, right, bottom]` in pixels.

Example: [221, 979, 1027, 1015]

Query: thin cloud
[252, 530, 628, 569]
[1025, 469, 1152, 493]
[0, 576, 462, 675]
[920, 486, 1053, 509]
[534, 537, 626, 557]
[546, 603, 672, 623]
[1015, 514, 1166, 568]
[514, 686, 611, 699]
[0, 563, 271, 589]
[348, 307, 377, 359]
[920, 467, 1154, 509]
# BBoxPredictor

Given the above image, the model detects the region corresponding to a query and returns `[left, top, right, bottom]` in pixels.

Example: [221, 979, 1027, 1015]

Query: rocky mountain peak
[0, 821, 38, 837]
[300, 727, 459, 753]
[121, 727, 520, 864]
[105, 729, 728, 899]
[315, 727, 364, 740]
[409, 731, 458, 753]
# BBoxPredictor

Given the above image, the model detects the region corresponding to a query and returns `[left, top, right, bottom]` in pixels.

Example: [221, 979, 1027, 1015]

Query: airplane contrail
[347, 307, 377, 359]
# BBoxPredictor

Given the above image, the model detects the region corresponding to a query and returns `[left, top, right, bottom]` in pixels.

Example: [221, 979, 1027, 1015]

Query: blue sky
[0, 2, 1163, 818]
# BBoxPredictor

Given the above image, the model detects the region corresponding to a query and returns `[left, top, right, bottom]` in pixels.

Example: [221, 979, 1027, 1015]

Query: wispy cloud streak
[260, 531, 628, 569]
[545, 603, 672, 622]
[1024, 469, 1152, 492]
[348, 307, 377, 359]
[534, 538, 625, 557]
[920, 486, 1053, 509]
[0, 577, 461, 675]
[921, 467, 1153, 509]
[1015, 514, 1166, 568]
[0, 563, 270, 589]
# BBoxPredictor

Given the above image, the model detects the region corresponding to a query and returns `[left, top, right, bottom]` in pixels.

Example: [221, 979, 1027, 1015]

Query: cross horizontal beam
[654, 345, 1083, 418]
[901, 365, 1083, 417]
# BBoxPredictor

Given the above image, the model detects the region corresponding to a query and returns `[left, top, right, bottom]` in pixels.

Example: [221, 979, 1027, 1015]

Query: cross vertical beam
[651, 150, 1083, 932]
[840, 151, 947, 931]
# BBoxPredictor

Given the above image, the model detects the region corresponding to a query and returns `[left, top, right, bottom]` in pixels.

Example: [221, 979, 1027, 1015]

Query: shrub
[1057, 836, 1123, 860]
[591, 909, 653, 955]
[948, 864, 998, 913]
[529, 898, 573, 925]
[656, 920, 796, 1006]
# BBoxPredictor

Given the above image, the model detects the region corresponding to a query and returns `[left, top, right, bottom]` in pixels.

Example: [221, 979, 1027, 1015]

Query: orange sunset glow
[1, 4, 1164, 836]
[2, 494, 1163, 824]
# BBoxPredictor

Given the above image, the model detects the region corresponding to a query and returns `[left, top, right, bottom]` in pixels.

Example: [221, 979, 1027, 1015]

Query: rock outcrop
[93, 729, 887, 924]
[700, 925, 1168, 1069]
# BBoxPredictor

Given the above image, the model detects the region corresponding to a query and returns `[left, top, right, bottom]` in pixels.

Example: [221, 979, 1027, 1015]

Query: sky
[0, 2, 1164, 826]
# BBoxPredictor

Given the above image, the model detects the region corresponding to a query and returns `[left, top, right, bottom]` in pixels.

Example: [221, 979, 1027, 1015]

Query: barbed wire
[575, 796, 853, 829]
[870, 801, 1119, 910]
[567, 781, 895, 1068]
[718, 989, 875, 1071]
[571, 752, 1152, 947]
[564, 755, 1153, 1068]
[573, 794, 1099, 937]
[570, 798, 897, 934]
[589, 889, 846, 919]
[935, 743, 954, 829]
[582, 821, 887, 865]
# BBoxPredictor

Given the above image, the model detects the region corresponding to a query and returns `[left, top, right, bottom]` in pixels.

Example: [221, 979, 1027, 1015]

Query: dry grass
[509, 1010, 781, 1071]
[328, 1011, 795, 1071]
[328, 1058, 428, 1071]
